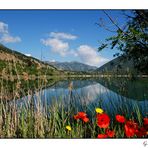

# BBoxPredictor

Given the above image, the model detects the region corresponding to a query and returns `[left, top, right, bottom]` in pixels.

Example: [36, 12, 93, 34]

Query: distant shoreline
[1, 74, 148, 80]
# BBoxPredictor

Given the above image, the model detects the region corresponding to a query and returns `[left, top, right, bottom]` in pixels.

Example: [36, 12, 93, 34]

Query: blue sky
[0, 10, 129, 67]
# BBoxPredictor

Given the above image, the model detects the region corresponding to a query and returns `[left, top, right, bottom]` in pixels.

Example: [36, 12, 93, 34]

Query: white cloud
[41, 32, 77, 57]
[0, 34, 21, 43]
[25, 54, 32, 57]
[0, 22, 8, 34]
[41, 38, 69, 56]
[77, 45, 109, 67]
[0, 21, 21, 43]
[41, 32, 109, 67]
[50, 32, 77, 40]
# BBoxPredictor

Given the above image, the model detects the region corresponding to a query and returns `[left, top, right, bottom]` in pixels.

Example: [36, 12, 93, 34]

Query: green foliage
[98, 10, 148, 73]
[0, 44, 60, 76]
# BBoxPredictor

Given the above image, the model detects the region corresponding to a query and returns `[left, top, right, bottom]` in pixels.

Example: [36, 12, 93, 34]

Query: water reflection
[13, 78, 148, 116]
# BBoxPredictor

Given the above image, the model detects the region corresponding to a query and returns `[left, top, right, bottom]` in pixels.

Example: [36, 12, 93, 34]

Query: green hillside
[95, 56, 141, 75]
[0, 44, 60, 79]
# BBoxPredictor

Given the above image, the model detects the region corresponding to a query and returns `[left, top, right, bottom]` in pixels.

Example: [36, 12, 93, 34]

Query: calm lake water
[12, 77, 148, 117]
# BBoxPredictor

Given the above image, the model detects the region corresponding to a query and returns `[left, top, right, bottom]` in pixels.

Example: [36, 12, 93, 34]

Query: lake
[11, 77, 148, 117]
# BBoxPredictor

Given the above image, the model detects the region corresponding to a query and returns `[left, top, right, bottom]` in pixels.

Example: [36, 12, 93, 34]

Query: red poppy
[97, 113, 110, 128]
[74, 112, 86, 119]
[78, 112, 87, 117]
[74, 115, 79, 120]
[124, 120, 138, 137]
[143, 118, 148, 126]
[74, 112, 89, 123]
[135, 127, 147, 137]
[97, 134, 108, 138]
[106, 129, 115, 138]
[83, 117, 89, 123]
[116, 115, 126, 123]
[143, 118, 148, 130]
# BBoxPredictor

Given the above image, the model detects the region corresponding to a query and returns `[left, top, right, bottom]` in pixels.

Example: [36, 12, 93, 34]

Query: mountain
[0, 44, 59, 77]
[95, 56, 139, 74]
[46, 61, 97, 72]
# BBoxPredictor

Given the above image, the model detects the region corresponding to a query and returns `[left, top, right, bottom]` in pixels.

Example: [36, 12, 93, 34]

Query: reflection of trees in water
[7, 78, 148, 118]
[48, 78, 148, 101]
[60, 81, 148, 118]
[95, 77, 148, 101]
[3, 77, 148, 104]
[0, 78, 56, 101]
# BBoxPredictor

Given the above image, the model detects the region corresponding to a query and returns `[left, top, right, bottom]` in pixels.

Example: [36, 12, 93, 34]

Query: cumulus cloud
[41, 38, 69, 56]
[77, 45, 109, 67]
[41, 32, 77, 57]
[50, 32, 77, 40]
[0, 21, 21, 43]
[41, 31, 109, 67]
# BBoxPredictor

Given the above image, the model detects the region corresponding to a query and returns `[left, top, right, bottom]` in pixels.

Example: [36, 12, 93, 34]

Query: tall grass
[0, 77, 147, 138]
[0, 59, 147, 138]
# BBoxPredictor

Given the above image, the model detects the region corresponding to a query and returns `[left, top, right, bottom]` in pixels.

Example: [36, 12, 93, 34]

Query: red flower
[116, 115, 126, 123]
[97, 113, 110, 128]
[97, 134, 108, 138]
[124, 120, 138, 137]
[74, 112, 89, 123]
[83, 117, 89, 123]
[135, 127, 147, 137]
[106, 129, 115, 138]
[143, 118, 148, 130]
[74, 112, 86, 120]
[97, 129, 115, 138]
[78, 112, 87, 117]
[143, 118, 148, 125]
[74, 115, 79, 120]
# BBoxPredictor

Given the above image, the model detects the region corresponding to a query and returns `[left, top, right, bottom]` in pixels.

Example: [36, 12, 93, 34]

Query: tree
[98, 10, 148, 73]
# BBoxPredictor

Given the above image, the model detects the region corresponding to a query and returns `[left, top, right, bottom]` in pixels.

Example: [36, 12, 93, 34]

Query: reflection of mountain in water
[48, 78, 148, 101]
[12, 78, 148, 117]
[49, 79, 98, 90]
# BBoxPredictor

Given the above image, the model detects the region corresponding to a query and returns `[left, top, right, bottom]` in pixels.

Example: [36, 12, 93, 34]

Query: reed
[0, 61, 147, 138]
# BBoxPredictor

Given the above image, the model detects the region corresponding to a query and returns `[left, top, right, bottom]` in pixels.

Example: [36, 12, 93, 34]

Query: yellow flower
[66, 125, 72, 131]
[95, 108, 104, 114]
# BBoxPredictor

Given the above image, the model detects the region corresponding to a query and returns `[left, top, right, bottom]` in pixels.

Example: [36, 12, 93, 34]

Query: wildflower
[95, 108, 104, 114]
[83, 117, 89, 123]
[74, 112, 89, 123]
[116, 115, 126, 123]
[135, 127, 147, 137]
[74, 114, 79, 120]
[106, 129, 115, 138]
[66, 125, 72, 131]
[77, 112, 87, 118]
[97, 134, 108, 138]
[97, 113, 110, 128]
[143, 118, 148, 125]
[124, 120, 138, 137]
[143, 118, 148, 130]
